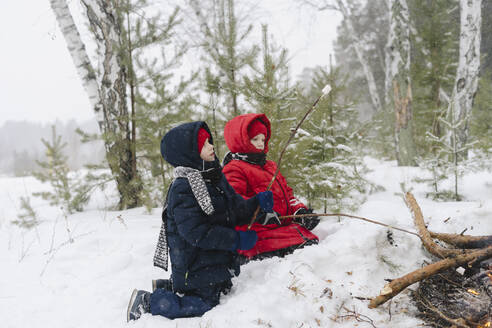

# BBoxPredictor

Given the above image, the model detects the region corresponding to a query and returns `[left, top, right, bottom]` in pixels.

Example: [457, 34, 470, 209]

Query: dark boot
[126, 289, 151, 322]
[152, 279, 173, 292]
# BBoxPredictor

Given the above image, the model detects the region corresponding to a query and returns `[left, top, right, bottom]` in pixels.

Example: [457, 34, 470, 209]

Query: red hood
[224, 113, 271, 153]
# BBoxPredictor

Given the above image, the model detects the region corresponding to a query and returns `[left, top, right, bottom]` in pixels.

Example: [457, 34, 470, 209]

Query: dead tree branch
[369, 193, 492, 309]
[405, 192, 474, 258]
[429, 232, 492, 249]
[369, 245, 492, 308]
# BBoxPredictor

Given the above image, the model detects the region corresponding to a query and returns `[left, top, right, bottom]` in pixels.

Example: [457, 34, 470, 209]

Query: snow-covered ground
[1, 158, 491, 328]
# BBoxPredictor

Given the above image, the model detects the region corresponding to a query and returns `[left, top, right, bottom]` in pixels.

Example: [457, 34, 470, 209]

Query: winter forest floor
[1, 157, 491, 328]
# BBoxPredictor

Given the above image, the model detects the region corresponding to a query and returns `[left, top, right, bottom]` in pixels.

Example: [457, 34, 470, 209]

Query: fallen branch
[368, 245, 492, 308]
[429, 232, 492, 249]
[404, 192, 473, 258]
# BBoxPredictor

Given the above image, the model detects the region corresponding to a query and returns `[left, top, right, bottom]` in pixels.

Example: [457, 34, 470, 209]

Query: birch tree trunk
[336, 0, 382, 114]
[50, 0, 140, 209]
[385, 0, 416, 166]
[49, 0, 102, 119]
[449, 0, 482, 159]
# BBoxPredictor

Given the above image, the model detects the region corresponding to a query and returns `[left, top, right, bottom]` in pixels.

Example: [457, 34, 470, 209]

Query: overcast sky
[0, 1, 341, 126]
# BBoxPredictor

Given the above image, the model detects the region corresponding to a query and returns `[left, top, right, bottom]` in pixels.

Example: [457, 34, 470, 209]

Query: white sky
[0, 1, 341, 125]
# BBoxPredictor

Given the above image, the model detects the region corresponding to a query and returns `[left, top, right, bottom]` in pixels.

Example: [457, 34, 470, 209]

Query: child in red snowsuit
[222, 113, 319, 262]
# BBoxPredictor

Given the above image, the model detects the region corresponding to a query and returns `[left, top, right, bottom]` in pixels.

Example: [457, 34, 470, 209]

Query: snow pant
[149, 282, 229, 319]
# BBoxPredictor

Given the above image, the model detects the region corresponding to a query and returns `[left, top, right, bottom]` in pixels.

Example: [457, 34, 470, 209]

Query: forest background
[2, 0, 492, 223]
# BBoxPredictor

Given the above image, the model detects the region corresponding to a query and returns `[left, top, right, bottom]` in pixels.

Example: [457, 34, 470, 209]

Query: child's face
[250, 133, 266, 150]
[200, 138, 215, 161]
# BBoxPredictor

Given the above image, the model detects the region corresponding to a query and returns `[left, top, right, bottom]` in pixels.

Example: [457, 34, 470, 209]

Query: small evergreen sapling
[242, 24, 298, 178]
[33, 126, 91, 214]
[13, 196, 39, 229]
[417, 103, 479, 201]
[295, 65, 369, 213]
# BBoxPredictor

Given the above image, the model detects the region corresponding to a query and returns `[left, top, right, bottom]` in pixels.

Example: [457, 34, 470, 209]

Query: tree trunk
[336, 0, 382, 114]
[51, 0, 140, 209]
[81, 0, 141, 209]
[449, 0, 482, 160]
[126, 10, 137, 182]
[386, 0, 417, 166]
[48, 0, 102, 116]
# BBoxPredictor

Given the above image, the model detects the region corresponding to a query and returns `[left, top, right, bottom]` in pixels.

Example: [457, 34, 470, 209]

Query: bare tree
[301, 0, 383, 114]
[386, 0, 416, 166]
[49, 0, 140, 209]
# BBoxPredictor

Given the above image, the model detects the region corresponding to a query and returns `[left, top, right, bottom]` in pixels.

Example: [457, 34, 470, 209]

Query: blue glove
[234, 231, 258, 251]
[257, 191, 273, 213]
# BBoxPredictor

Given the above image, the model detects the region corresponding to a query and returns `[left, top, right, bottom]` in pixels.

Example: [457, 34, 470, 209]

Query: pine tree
[242, 25, 297, 175]
[409, 0, 459, 153]
[116, 0, 196, 210]
[295, 64, 369, 212]
[13, 197, 39, 229]
[188, 0, 259, 156]
[470, 71, 492, 153]
[481, 0, 492, 74]
[33, 126, 91, 214]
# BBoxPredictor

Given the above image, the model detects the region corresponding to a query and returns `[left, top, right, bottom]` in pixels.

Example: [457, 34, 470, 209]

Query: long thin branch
[248, 85, 331, 228]
[279, 213, 420, 238]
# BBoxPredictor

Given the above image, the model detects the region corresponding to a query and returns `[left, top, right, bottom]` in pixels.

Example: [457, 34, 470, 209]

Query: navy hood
[161, 121, 217, 170]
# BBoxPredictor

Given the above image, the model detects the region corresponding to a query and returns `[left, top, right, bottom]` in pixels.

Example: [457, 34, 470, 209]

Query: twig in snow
[40, 230, 95, 276]
[47, 215, 60, 254]
[18, 233, 36, 263]
[335, 306, 377, 328]
[414, 289, 469, 328]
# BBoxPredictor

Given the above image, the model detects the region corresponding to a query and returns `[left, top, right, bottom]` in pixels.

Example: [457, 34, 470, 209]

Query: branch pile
[369, 192, 492, 327]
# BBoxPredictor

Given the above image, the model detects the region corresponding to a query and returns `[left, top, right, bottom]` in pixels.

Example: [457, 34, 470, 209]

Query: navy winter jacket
[161, 122, 259, 293]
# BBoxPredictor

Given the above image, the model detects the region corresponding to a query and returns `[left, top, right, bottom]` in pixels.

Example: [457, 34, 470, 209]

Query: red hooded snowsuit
[223, 113, 318, 259]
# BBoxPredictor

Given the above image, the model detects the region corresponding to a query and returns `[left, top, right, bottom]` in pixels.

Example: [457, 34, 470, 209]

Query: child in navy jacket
[127, 121, 273, 321]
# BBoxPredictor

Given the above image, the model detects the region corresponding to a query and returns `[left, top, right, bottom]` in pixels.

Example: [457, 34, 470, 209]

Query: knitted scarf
[153, 166, 217, 271]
